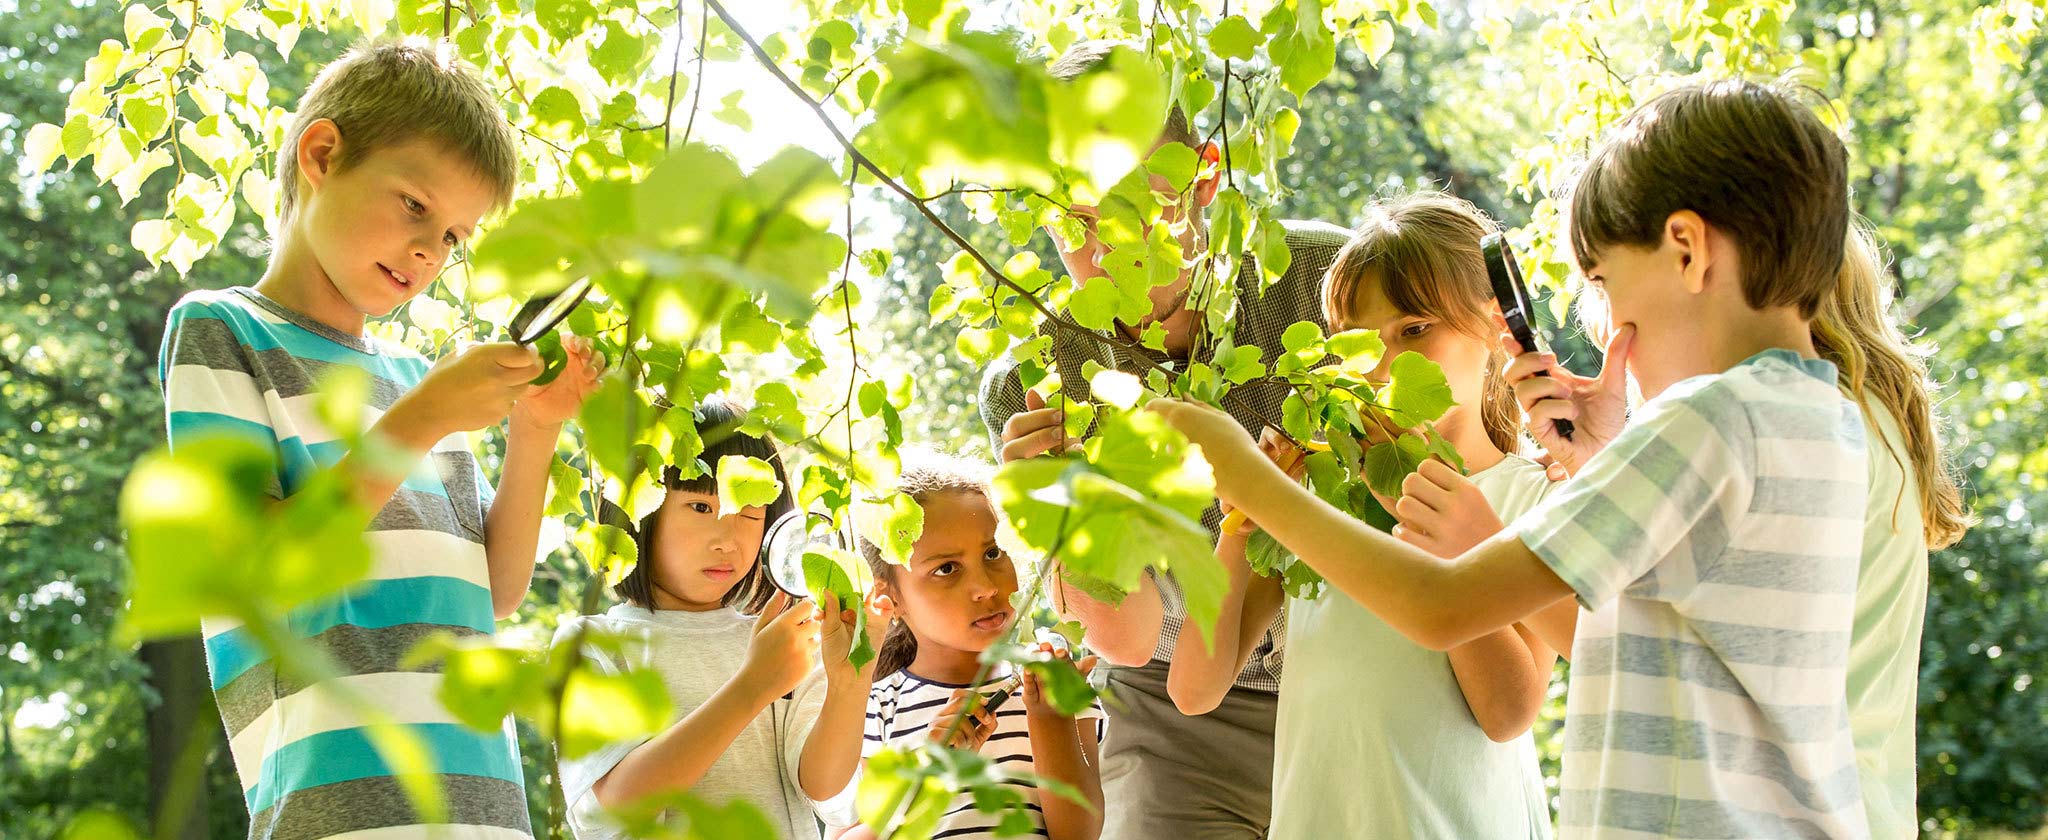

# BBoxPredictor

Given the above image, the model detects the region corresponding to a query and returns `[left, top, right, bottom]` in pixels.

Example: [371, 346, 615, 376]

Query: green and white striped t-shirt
[160, 287, 530, 840]
[1514, 349, 1871, 839]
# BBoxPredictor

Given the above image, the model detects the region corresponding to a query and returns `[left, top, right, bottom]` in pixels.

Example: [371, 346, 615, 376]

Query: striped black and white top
[862, 669, 1105, 839]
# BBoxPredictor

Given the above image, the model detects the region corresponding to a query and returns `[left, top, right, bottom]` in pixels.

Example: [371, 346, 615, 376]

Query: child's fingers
[1502, 348, 1562, 387]
[1076, 655, 1097, 676]
[1399, 470, 1454, 511]
[1595, 324, 1636, 392]
[1001, 425, 1068, 463]
[1392, 493, 1437, 525]
[1511, 373, 1573, 414]
[754, 591, 792, 632]
[1526, 396, 1581, 430]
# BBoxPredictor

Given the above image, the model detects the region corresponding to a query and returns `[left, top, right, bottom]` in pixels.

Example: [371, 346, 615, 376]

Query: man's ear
[297, 118, 343, 194]
[1665, 210, 1712, 295]
[1192, 140, 1223, 207]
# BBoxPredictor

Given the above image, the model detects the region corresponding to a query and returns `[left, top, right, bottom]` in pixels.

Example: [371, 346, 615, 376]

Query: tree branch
[702, 0, 1296, 443]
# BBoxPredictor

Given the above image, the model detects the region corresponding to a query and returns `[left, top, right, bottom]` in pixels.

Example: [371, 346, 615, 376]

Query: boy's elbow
[492, 591, 525, 621]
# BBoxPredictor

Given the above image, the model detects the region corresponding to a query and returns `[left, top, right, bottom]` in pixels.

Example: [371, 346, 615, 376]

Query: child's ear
[1192, 141, 1223, 207]
[298, 118, 343, 193]
[1665, 210, 1712, 295]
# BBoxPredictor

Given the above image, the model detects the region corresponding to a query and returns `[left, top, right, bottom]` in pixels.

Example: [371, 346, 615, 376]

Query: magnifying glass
[758, 509, 848, 597]
[509, 277, 594, 346]
[1481, 234, 1573, 441]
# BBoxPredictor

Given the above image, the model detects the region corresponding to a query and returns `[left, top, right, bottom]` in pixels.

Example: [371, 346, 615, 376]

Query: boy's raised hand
[1389, 459, 1506, 558]
[1502, 323, 1635, 478]
[741, 591, 820, 702]
[514, 334, 605, 429]
[1000, 389, 1082, 463]
[386, 342, 541, 446]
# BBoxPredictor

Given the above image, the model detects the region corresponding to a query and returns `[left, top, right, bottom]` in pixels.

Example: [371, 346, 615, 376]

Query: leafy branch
[702, 0, 1298, 446]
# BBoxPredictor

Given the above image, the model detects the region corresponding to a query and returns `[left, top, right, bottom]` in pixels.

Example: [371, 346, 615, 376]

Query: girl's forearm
[592, 671, 775, 808]
[799, 674, 873, 801]
[1029, 718, 1103, 840]
[1167, 533, 1252, 715]
[1445, 626, 1556, 742]
[482, 419, 559, 618]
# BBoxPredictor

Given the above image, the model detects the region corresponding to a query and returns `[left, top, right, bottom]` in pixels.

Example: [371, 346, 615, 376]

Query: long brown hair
[858, 451, 997, 680]
[614, 397, 794, 613]
[1813, 222, 1971, 549]
[1322, 191, 1520, 454]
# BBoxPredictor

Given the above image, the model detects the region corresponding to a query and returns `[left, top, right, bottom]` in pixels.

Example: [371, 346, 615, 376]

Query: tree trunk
[141, 636, 213, 840]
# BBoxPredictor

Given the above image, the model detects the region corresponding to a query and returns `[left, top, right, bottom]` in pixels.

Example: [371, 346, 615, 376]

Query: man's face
[1050, 138, 1214, 328]
[297, 132, 497, 320]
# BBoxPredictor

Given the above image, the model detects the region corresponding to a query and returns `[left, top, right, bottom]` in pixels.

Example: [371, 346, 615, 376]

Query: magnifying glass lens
[512, 278, 593, 345]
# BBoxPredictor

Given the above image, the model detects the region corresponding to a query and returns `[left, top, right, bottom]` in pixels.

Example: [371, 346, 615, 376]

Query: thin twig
[679, 0, 710, 149]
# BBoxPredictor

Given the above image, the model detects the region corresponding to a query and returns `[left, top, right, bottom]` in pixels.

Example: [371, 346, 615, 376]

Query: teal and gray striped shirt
[160, 287, 531, 840]
[1515, 349, 1870, 840]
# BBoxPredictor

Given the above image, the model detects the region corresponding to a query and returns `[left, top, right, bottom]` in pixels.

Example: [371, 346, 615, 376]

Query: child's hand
[1502, 323, 1635, 477]
[1389, 459, 1506, 558]
[1145, 398, 1265, 508]
[1000, 389, 1083, 463]
[1021, 644, 1097, 722]
[817, 591, 893, 685]
[741, 592, 820, 702]
[513, 334, 605, 430]
[929, 689, 1000, 752]
[386, 342, 541, 444]
[1221, 430, 1307, 536]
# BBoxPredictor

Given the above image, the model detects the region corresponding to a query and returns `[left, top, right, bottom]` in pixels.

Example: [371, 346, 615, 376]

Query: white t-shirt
[553, 605, 858, 840]
[862, 668, 1106, 839]
[1848, 402, 1929, 839]
[1271, 453, 1556, 840]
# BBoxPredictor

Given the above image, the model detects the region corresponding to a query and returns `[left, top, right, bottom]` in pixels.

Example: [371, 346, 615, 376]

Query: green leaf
[1326, 328, 1384, 370]
[409, 635, 547, 732]
[716, 455, 783, 516]
[1021, 657, 1097, 717]
[118, 438, 371, 641]
[1209, 15, 1263, 61]
[804, 547, 876, 670]
[558, 663, 672, 759]
[545, 455, 585, 518]
[1362, 436, 1429, 499]
[60, 113, 93, 161]
[23, 123, 64, 173]
[1383, 350, 1457, 427]
[120, 97, 168, 143]
[591, 21, 653, 86]
[879, 490, 926, 565]
[530, 86, 585, 133]
[1144, 142, 1199, 192]
[1280, 321, 1324, 354]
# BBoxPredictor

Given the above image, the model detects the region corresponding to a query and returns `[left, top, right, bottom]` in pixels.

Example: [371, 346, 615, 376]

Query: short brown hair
[1323, 192, 1520, 454]
[278, 38, 518, 220]
[1568, 80, 1848, 318]
[1048, 40, 1193, 145]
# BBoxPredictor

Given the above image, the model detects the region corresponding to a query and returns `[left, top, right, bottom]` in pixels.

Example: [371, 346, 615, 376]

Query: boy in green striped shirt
[159, 39, 600, 840]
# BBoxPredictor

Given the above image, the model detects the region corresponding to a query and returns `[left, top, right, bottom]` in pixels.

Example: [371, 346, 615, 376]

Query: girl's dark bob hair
[612, 397, 794, 613]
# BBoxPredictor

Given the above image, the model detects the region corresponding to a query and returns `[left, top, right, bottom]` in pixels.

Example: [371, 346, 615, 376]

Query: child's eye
[444, 231, 461, 248]
[932, 562, 959, 578]
[402, 195, 425, 215]
[983, 546, 1004, 562]
[686, 501, 714, 515]
[1401, 322, 1432, 338]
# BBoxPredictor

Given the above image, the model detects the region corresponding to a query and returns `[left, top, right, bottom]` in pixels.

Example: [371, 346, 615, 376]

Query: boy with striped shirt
[1151, 80, 1873, 838]
[159, 40, 601, 840]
